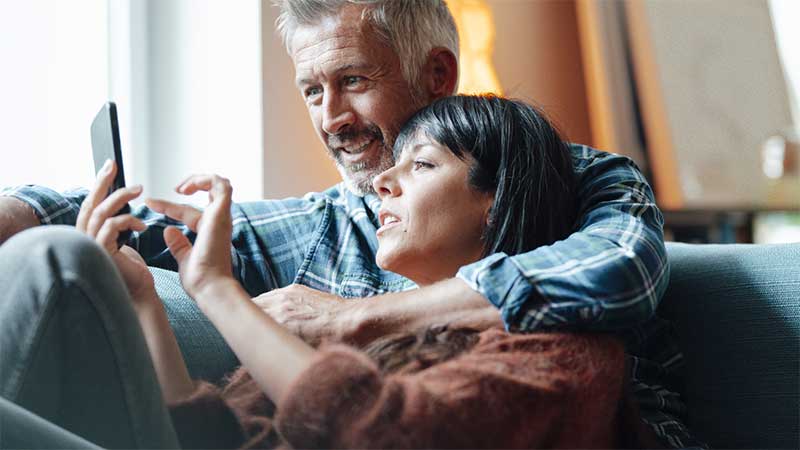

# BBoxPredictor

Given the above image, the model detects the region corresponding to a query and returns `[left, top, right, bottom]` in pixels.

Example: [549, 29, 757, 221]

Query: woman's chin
[375, 248, 409, 277]
[375, 249, 395, 272]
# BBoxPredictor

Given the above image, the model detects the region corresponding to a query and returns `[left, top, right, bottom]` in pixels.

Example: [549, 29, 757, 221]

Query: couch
[153, 242, 800, 449]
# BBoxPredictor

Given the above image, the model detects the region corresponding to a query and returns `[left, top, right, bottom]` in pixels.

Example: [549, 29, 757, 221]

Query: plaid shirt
[2, 144, 703, 448]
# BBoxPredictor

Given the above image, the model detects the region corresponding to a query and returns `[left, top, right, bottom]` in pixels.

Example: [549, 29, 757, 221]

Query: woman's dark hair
[363, 325, 481, 374]
[368, 96, 577, 374]
[394, 94, 577, 257]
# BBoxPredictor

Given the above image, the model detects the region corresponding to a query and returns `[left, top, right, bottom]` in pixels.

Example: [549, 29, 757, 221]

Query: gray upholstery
[150, 268, 239, 383]
[659, 242, 800, 449]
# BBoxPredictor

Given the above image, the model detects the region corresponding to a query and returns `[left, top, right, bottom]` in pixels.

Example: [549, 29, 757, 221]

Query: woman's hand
[148, 175, 319, 404]
[144, 174, 235, 300]
[76, 160, 155, 304]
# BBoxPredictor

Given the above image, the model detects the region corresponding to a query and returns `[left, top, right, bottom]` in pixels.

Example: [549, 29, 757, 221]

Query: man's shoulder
[233, 183, 374, 220]
[568, 143, 628, 168]
[301, 183, 346, 203]
[231, 186, 336, 221]
[567, 143, 645, 180]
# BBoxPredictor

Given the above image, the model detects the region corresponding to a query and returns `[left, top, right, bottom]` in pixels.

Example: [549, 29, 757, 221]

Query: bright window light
[0, 0, 109, 191]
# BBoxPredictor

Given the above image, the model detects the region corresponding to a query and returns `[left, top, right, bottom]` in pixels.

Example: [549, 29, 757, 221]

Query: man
[0, 1, 699, 447]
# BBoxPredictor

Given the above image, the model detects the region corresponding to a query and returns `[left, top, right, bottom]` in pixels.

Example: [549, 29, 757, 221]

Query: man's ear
[422, 47, 458, 101]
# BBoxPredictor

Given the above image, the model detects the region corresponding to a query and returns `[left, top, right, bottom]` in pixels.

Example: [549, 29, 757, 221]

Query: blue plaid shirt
[2, 144, 702, 447]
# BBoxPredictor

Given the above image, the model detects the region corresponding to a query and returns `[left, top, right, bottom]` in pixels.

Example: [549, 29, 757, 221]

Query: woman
[0, 95, 657, 448]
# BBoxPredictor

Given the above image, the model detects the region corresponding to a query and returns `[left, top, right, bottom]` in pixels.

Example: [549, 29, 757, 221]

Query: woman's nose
[372, 166, 399, 198]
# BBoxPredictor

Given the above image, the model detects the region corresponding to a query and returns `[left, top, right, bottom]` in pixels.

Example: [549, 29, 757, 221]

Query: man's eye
[305, 86, 322, 98]
[344, 76, 364, 86]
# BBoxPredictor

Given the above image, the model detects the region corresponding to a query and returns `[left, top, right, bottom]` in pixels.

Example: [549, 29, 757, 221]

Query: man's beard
[327, 124, 396, 196]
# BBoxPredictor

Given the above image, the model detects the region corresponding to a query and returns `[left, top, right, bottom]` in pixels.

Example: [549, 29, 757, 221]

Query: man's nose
[372, 166, 399, 198]
[321, 94, 355, 136]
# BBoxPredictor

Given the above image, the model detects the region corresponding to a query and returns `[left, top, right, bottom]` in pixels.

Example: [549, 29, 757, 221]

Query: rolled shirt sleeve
[457, 145, 669, 332]
[1, 184, 87, 226]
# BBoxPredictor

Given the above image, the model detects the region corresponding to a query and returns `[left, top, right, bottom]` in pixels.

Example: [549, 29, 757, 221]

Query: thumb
[163, 226, 192, 267]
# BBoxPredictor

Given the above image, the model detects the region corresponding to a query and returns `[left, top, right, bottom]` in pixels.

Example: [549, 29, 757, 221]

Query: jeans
[0, 226, 181, 449]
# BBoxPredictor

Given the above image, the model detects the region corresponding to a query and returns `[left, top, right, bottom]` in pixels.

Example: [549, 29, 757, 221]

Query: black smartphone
[90, 101, 131, 247]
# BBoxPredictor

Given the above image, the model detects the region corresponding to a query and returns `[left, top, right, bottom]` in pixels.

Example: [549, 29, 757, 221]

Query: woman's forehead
[396, 131, 436, 158]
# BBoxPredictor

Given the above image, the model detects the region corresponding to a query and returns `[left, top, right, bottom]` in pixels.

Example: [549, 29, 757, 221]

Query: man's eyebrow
[295, 63, 373, 87]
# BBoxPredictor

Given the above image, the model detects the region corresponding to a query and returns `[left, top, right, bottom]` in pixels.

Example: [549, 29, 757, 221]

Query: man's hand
[254, 278, 503, 347]
[0, 197, 40, 245]
[253, 284, 353, 346]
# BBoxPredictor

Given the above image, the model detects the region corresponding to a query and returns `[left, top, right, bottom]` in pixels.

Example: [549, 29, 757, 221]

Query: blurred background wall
[0, 0, 797, 242]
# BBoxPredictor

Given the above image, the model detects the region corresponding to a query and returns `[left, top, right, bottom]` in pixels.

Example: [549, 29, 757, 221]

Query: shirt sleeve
[456, 145, 669, 332]
[0, 184, 281, 295]
[275, 333, 627, 449]
[1, 184, 87, 226]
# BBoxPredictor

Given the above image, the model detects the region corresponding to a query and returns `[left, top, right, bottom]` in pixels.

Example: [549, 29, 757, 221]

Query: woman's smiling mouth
[377, 210, 402, 236]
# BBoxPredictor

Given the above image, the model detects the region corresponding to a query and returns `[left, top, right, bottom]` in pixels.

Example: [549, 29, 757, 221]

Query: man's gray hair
[274, 0, 459, 103]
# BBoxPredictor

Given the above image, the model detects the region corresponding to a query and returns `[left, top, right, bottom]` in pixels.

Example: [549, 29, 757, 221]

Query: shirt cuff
[456, 252, 542, 331]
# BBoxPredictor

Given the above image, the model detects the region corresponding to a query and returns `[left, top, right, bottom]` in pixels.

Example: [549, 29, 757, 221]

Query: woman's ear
[482, 195, 495, 227]
[421, 48, 458, 101]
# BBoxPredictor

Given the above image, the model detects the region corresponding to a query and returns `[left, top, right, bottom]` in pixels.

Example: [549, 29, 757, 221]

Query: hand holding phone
[90, 102, 131, 246]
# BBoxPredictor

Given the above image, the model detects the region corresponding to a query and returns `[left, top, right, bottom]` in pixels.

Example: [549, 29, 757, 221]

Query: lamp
[449, 0, 503, 95]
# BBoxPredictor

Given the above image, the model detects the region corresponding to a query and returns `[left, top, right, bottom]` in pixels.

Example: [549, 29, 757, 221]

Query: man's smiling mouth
[338, 138, 375, 155]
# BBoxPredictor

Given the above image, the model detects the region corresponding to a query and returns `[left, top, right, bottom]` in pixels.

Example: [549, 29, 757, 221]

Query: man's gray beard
[337, 151, 395, 196]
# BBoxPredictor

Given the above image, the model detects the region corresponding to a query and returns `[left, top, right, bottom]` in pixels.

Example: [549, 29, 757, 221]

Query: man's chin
[341, 170, 377, 196]
[336, 159, 392, 197]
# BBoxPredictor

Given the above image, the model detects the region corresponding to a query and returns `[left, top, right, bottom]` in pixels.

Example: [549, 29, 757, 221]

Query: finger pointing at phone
[145, 174, 235, 299]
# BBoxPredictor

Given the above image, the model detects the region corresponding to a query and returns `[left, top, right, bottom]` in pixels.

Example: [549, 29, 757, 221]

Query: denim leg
[0, 396, 102, 449]
[0, 226, 181, 449]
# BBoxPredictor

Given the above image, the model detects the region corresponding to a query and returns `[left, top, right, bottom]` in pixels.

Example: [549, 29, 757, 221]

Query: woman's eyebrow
[399, 143, 426, 160]
[407, 144, 424, 154]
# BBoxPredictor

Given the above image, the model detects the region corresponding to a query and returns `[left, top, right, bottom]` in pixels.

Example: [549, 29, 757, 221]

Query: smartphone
[90, 101, 131, 246]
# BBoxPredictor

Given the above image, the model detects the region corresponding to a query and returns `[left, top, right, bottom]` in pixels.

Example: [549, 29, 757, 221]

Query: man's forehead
[291, 29, 363, 67]
[288, 4, 370, 58]
[290, 23, 387, 85]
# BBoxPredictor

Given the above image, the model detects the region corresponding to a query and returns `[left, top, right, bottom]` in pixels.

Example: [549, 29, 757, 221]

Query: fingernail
[103, 159, 113, 172]
[131, 184, 142, 193]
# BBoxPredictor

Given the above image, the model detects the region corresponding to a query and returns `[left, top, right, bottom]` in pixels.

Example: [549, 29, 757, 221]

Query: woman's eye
[413, 160, 434, 170]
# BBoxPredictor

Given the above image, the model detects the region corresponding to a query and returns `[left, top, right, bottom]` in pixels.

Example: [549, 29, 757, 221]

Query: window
[1, 0, 263, 205]
[0, 0, 109, 191]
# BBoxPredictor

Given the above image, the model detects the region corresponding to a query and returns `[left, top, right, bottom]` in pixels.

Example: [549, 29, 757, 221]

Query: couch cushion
[150, 268, 239, 383]
[660, 243, 800, 449]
